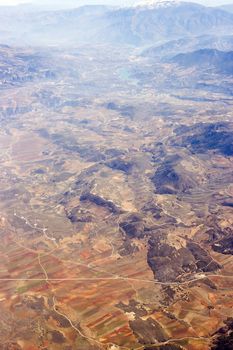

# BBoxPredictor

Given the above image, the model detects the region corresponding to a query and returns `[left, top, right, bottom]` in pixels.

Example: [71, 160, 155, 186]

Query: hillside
[171, 48, 233, 74]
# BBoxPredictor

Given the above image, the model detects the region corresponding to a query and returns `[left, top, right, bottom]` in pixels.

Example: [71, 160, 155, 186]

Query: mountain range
[1, 1, 233, 46]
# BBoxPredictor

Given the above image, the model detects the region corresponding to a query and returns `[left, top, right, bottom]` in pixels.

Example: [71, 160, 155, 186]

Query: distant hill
[170, 48, 233, 74]
[0, 46, 56, 88]
[220, 4, 233, 13]
[1, 2, 233, 46]
[141, 35, 233, 59]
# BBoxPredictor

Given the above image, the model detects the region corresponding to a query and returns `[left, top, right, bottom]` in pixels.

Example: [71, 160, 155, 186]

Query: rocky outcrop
[151, 162, 197, 194]
[80, 192, 123, 214]
[120, 213, 145, 239]
[212, 318, 233, 350]
[212, 236, 233, 255]
[147, 237, 220, 282]
[66, 206, 93, 223]
[106, 158, 133, 174]
[206, 226, 233, 256]
[145, 346, 183, 350]
[105, 102, 135, 118]
[174, 122, 233, 156]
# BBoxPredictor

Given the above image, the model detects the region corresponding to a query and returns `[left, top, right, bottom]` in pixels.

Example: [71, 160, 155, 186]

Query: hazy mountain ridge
[171, 48, 233, 74]
[141, 35, 233, 59]
[1, 2, 233, 46]
[220, 4, 233, 13]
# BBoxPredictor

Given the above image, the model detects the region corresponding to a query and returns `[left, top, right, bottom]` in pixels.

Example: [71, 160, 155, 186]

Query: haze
[1, 0, 233, 7]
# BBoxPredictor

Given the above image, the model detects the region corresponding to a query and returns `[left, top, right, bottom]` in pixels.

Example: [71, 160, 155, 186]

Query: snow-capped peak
[133, 0, 181, 9]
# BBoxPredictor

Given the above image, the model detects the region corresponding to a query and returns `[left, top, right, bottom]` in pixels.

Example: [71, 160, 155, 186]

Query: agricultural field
[0, 15, 232, 350]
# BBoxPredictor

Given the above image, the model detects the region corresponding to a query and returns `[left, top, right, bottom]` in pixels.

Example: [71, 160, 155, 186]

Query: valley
[0, 44, 232, 349]
[0, 1, 233, 349]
